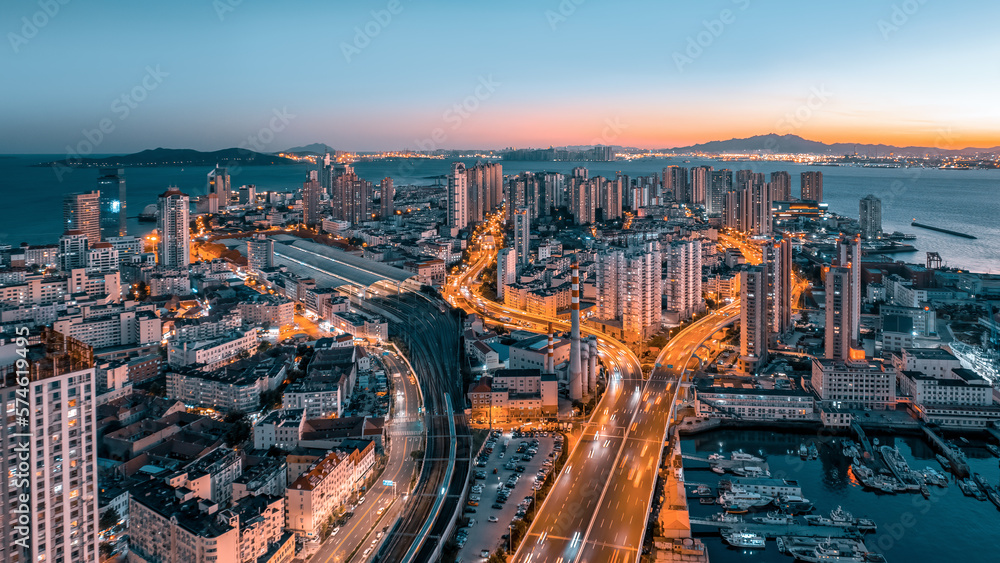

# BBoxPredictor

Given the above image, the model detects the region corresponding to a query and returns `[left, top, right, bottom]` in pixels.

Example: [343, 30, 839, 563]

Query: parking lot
[452, 429, 563, 561]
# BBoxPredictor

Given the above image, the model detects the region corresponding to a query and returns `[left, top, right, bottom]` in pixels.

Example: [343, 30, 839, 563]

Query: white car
[480, 550, 491, 558]
[488, 516, 499, 523]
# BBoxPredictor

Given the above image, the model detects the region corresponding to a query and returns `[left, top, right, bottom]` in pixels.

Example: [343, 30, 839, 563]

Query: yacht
[721, 530, 766, 549]
[804, 507, 877, 531]
[718, 488, 772, 510]
[776, 494, 814, 513]
[710, 511, 743, 523]
[753, 511, 796, 525]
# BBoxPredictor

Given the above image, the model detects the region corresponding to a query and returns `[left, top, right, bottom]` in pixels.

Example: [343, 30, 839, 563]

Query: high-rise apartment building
[837, 234, 862, 350]
[513, 207, 530, 268]
[595, 241, 662, 343]
[800, 171, 823, 201]
[302, 179, 322, 227]
[331, 167, 373, 224]
[770, 171, 791, 202]
[98, 168, 127, 238]
[247, 234, 274, 272]
[237, 184, 256, 205]
[825, 266, 854, 361]
[740, 265, 769, 373]
[447, 162, 469, 232]
[59, 230, 90, 272]
[663, 166, 689, 203]
[708, 169, 732, 215]
[859, 194, 882, 239]
[157, 187, 191, 268]
[690, 165, 710, 205]
[764, 236, 794, 337]
[208, 166, 231, 207]
[663, 239, 704, 321]
[63, 190, 102, 243]
[380, 177, 394, 219]
[1, 329, 101, 563]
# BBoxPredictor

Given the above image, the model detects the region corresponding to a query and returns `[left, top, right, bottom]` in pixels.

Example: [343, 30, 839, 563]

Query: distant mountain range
[36, 147, 298, 168]
[282, 143, 338, 155]
[663, 134, 1000, 157]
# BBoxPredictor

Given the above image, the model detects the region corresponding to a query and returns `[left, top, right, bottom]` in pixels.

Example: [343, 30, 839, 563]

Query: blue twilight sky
[2, 0, 999, 153]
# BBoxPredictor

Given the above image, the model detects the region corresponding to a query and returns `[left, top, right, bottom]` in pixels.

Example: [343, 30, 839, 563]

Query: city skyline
[4, 0, 1000, 154]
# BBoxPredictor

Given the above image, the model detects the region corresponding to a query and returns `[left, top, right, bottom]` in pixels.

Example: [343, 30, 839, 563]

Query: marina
[682, 429, 1000, 563]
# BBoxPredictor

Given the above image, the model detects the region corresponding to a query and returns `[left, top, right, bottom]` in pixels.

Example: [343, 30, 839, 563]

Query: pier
[910, 221, 977, 239]
[922, 425, 970, 478]
[689, 519, 862, 539]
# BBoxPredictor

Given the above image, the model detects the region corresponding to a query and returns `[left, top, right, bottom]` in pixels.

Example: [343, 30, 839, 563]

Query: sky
[3, 0, 999, 153]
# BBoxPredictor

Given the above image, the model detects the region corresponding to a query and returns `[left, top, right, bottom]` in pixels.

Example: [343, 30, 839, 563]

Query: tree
[99, 542, 114, 558]
[224, 418, 252, 447]
[99, 507, 120, 531]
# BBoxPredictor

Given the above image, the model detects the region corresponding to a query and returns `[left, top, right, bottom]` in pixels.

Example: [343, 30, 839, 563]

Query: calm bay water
[0, 155, 997, 272]
[682, 429, 1000, 563]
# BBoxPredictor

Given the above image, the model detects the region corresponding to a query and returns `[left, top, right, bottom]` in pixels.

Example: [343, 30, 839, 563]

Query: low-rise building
[810, 357, 896, 410]
[694, 386, 816, 420]
[468, 368, 558, 424]
[167, 328, 259, 371]
[167, 353, 286, 412]
[328, 311, 387, 343]
[128, 480, 293, 563]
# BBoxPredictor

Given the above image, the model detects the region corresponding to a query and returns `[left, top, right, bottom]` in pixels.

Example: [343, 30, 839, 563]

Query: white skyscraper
[664, 239, 704, 322]
[596, 241, 662, 343]
[1, 329, 101, 563]
[447, 162, 469, 233]
[513, 207, 530, 268]
[157, 187, 190, 268]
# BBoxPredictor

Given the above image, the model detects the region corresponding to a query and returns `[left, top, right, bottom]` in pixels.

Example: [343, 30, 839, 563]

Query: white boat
[719, 488, 772, 510]
[731, 450, 764, 463]
[711, 466, 726, 474]
[721, 529, 766, 549]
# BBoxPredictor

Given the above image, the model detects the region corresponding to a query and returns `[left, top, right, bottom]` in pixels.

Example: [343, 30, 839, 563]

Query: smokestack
[546, 323, 554, 374]
[580, 339, 590, 394]
[569, 260, 583, 401]
[587, 336, 597, 393]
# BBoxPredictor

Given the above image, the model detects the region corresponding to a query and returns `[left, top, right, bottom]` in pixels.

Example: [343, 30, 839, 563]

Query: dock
[680, 454, 770, 475]
[689, 519, 861, 539]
